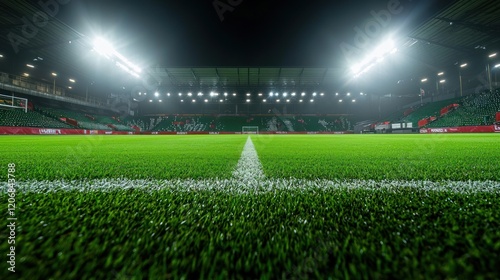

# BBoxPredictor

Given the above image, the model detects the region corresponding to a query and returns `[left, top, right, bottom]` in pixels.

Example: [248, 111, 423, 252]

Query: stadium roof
[149, 67, 340, 89]
[0, 0, 498, 97]
[402, 0, 500, 69]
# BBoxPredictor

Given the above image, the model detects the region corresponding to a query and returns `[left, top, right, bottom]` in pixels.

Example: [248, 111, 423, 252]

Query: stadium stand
[0, 108, 72, 128]
[426, 90, 500, 127]
[400, 98, 462, 127]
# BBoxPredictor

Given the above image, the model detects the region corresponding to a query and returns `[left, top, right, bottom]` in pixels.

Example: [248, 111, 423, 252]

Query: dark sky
[58, 0, 457, 68]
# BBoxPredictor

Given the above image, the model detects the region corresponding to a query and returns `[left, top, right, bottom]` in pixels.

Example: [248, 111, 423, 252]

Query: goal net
[0, 93, 28, 112]
[242, 126, 259, 134]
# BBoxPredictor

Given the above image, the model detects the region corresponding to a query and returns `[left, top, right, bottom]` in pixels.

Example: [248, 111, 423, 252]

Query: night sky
[56, 0, 456, 68]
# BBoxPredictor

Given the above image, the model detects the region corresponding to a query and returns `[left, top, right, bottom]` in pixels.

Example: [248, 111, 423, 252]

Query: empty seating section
[401, 98, 461, 127]
[427, 90, 500, 127]
[37, 106, 134, 131]
[0, 108, 72, 128]
[152, 116, 220, 132]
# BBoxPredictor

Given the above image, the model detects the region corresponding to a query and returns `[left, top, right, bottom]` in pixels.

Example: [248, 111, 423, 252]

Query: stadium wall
[420, 125, 500, 134]
[0, 127, 353, 135]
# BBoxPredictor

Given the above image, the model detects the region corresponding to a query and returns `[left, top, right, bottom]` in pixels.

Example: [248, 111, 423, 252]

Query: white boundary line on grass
[1, 136, 500, 193]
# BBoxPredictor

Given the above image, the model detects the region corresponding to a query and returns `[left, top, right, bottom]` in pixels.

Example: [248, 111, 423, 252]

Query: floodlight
[233, 93, 237, 96]
[187, 92, 192, 97]
[347, 92, 351, 96]
[489, 53, 497, 58]
[204, 99, 208, 103]
[460, 63, 467, 68]
[246, 99, 251, 103]
[286, 99, 290, 102]
[192, 99, 196, 103]
[26, 64, 35, 68]
[69, 78, 76, 83]
[352, 99, 356, 103]
[360, 92, 364, 95]
[276, 99, 280, 102]
[291, 92, 296, 96]
[421, 78, 428, 82]
[263, 99, 267, 102]
[178, 93, 182, 96]
[339, 99, 343, 103]
[299, 99, 303, 103]
[68, 86, 72, 89]
[258, 93, 263, 96]
[139, 92, 142, 96]
[159, 100, 162, 102]
[440, 79, 446, 83]
[51, 72, 57, 76]
[93, 37, 115, 58]
[437, 72, 444, 76]
[198, 92, 203, 96]
[149, 100, 153, 102]
[283, 92, 288, 97]
[269, 91, 273, 96]
[0, 54, 3, 58]
[495, 64, 500, 68]
[310, 99, 314, 102]
[246, 93, 251, 96]
[180, 99, 184, 102]
[224, 92, 228, 96]
[22, 73, 29, 77]
[154, 92, 159, 97]
[312, 92, 317, 96]
[301, 92, 306, 96]
[335, 92, 339, 96]
[167, 93, 171, 96]
[219, 99, 224, 102]
[320, 93, 324, 96]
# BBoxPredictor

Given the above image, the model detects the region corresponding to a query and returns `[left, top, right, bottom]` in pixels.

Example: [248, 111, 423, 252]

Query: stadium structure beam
[408, 36, 474, 54]
[435, 17, 500, 39]
[214, 68, 221, 87]
[191, 68, 199, 85]
[320, 68, 328, 85]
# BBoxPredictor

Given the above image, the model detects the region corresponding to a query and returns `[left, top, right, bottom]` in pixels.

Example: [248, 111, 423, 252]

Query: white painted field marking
[232, 136, 265, 183]
[1, 135, 500, 194]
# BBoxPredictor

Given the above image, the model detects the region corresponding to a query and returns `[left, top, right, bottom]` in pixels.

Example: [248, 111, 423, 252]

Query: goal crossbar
[0, 93, 28, 112]
[242, 126, 259, 134]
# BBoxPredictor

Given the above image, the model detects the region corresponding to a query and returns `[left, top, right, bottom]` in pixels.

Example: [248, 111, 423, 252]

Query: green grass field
[1, 134, 499, 279]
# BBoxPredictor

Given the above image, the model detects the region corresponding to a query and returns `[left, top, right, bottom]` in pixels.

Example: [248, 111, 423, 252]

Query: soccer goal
[0, 93, 28, 112]
[242, 126, 259, 134]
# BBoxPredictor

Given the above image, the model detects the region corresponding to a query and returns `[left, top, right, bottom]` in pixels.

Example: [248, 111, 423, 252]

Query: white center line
[232, 136, 265, 183]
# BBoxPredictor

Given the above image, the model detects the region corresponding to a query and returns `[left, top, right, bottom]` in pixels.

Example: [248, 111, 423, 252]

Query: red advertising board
[420, 126, 496, 133]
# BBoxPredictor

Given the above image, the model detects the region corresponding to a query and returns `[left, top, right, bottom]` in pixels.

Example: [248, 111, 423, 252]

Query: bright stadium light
[346, 92, 351, 96]
[286, 99, 290, 102]
[187, 92, 192, 97]
[263, 99, 267, 102]
[460, 63, 468, 68]
[159, 100, 162, 102]
[489, 53, 497, 58]
[495, 64, 500, 68]
[351, 37, 398, 77]
[180, 99, 184, 102]
[440, 79, 446, 83]
[224, 92, 228, 96]
[310, 99, 314, 103]
[204, 99, 208, 103]
[301, 92, 306, 96]
[69, 78, 76, 83]
[26, 64, 35, 68]
[421, 78, 428, 82]
[291, 92, 296, 96]
[299, 99, 303, 103]
[192, 99, 196, 103]
[339, 99, 343, 103]
[352, 99, 356, 103]
[246, 99, 251, 103]
[178, 93, 182, 96]
[167, 93, 171, 96]
[219, 99, 224, 103]
[51, 72, 57, 77]
[258, 93, 263, 96]
[320, 92, 324, 96]
[233, 93, 237, 96]
[154, 92, 159, 97]
[198, 92, 203, 96]
[437, 72, 444, 76]
[93, 37, 142, 77]
[312, 92, 317, 96]
[276, 99, 280, 103]
[246, 93, 251, 96]
[283, 92, 288, 97]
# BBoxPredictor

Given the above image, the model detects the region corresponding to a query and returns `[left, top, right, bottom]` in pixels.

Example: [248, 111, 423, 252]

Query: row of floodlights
[143, 98, 358, 103]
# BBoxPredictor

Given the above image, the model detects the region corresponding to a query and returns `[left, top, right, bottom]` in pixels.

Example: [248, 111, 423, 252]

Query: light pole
[420, 78, 428, 105]
[487, 53, 497, 92]
[51, 72, 57, 95]
[459, 63, 467, 97]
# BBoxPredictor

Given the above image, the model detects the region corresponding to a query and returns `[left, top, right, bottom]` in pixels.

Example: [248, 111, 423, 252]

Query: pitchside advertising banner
[420, 125, 500, 133]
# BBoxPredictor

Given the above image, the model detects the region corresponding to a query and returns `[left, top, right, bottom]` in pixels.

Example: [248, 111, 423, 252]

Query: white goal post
[0, 93, 28, 113]
[242, 126, 259, 134]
